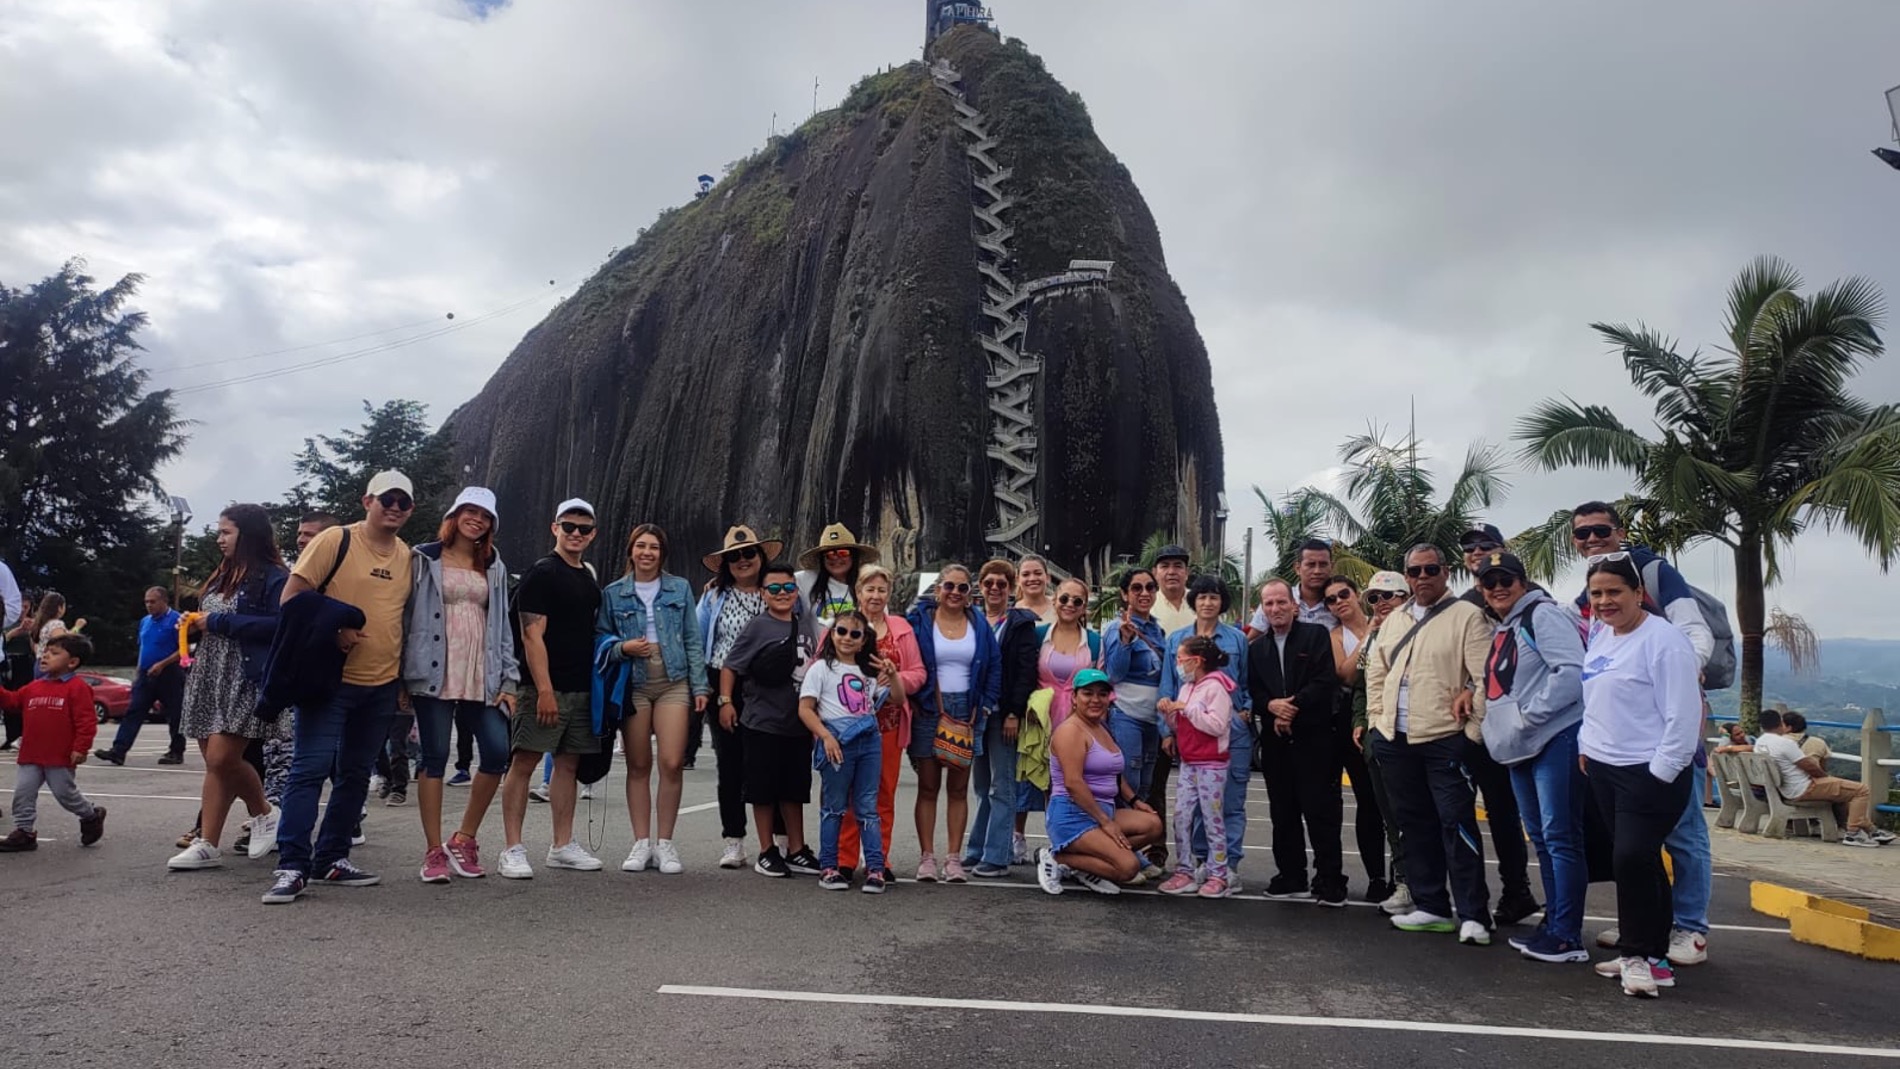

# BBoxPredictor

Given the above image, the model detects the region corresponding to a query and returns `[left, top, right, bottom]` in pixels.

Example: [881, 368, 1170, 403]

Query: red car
[81, 673, 135, 723]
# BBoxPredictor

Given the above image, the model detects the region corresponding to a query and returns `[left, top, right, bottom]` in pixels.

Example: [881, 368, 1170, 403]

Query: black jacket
[254, 590, 367, 720]
[1246, 620, 1338, 738]
[994, 606, 1042, 719]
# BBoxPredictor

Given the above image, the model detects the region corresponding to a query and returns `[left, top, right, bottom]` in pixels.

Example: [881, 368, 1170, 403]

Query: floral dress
[439, 567, 488, 701]
[180, 589, 290, 742]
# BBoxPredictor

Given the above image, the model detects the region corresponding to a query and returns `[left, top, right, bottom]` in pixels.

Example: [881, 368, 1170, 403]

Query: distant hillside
[1707, 638, 1900, 724]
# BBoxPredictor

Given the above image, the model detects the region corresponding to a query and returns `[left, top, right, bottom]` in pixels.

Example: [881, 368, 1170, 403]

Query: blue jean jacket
[596, 572, 708, 697]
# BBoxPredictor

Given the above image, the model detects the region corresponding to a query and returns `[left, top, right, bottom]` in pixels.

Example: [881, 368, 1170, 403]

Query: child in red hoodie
[0, 633, 106, 851]
[1156, 635, 1235, 898]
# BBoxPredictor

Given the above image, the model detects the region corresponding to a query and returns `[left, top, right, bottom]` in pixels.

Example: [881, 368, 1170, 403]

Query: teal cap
[1073, 668, 1112, 691]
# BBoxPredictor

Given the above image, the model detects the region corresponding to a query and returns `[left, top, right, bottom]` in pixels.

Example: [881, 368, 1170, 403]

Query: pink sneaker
[420, 846, 452, 884]
[915, 855, 939, 882]
[1159, 872, 1201, 895]
[446, 835, 483, 878]
[1197, 876, 1231, 898]
[942, 857, 968, 883]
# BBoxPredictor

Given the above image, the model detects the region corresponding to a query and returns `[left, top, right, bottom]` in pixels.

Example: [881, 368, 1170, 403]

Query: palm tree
[1515, 255, 1900, 721]
[1087, 531, 1243, 626]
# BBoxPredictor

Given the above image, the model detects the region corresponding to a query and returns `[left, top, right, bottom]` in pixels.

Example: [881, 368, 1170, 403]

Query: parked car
[81, 673, 136, 723]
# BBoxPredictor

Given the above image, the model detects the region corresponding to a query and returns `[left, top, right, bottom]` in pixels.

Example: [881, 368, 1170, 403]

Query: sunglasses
[1322, 590, 1356, 606]
[1585, 551, 1632, 566]
[1405, 564, 1444, 579]
[1460, 541, 1501, 554]
[980, 578, 1011, 590]
[1056, 594, 1087, 608]
[1365, 590, 1399, 604]
[1572, 524, 1616, 542]
[824, 547, 854, 558]
[940, 581, 971, 595]
[1478, 572, 1519, 590]
[1126, 582, 1157, 594]
[832, 625, 864, 640]
[763, 582, 798, 595]
[558, 521, 596, 536]
[376, 492, 414, 511]
[723, 546, 761, 562]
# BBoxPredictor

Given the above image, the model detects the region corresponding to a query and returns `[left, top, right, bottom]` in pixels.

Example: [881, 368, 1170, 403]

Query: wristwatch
[717, 695, 731, 706]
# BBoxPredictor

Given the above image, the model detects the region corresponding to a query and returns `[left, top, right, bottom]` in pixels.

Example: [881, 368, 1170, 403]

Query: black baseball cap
[1459, 523, 1504, 549]
[1474, 551, 1528, 582]
[1154, 543, 1190, 564]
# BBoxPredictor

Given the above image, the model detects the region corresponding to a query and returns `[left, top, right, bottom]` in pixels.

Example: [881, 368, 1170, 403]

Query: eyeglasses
[1126, 582, 1157, 594]
[763, 582, 798, 595]
[824, 548, 854, 558]
[1478, 573, 1519, 590]
[1322, 590, 1356, 606]
[940, 581, 970, 595]
[1585, 551, 1632, 566]
[376, 492, 414, 512]
[1365, 590, 1399, 604]
[1056, 594, 1087, 608]
[558, 521, 596, 536]
[980, 578, 1011, 590]
[1405, 564, 1444, 579]
[1460, 541, 1501, 554]
[722, 546, 760, 562]
[832, 626, 864, 640]
[1572, 524, 1616, 542]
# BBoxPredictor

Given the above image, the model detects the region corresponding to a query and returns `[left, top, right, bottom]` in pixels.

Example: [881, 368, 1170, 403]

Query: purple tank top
[1050, 731, 1123, 804]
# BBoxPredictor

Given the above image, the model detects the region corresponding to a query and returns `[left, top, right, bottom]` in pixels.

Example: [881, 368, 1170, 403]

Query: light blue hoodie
[1479, 587, 1586, 766]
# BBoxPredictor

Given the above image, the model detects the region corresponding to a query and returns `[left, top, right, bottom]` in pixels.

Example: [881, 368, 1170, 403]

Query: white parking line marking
[656, 986, 1900, 1058]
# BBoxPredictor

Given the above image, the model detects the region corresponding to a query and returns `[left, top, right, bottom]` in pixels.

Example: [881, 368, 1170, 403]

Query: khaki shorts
[628, 652, 691, 720]
[511, 689, 598, 755]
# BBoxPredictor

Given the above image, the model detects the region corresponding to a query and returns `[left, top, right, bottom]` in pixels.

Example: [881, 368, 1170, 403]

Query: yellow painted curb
[1751, 881, 1815, 919]
[1755, 881, 1900, 962]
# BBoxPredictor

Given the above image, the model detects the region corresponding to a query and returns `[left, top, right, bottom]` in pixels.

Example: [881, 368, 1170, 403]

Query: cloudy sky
[5, 0, 1899, 638]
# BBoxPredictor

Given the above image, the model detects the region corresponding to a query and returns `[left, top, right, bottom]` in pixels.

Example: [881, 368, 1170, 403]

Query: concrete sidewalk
[1705, 808, 1900, 924]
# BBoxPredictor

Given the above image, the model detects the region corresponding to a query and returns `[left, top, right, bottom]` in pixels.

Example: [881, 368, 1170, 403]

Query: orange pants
[839, 723, 904, 871]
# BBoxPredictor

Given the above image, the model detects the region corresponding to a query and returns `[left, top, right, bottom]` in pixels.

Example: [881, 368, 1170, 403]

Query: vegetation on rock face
[446, 28, 1222, 582]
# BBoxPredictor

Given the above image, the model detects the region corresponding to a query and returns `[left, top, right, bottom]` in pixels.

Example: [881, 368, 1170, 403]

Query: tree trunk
[1733, 529, 1766, 731]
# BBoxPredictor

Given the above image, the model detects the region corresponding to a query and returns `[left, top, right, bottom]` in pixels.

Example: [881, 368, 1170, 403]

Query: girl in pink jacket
[1157, 635, 1236, 897]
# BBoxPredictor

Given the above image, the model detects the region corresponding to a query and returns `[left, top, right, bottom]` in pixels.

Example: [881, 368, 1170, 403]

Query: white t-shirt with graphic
[799, 658, 885, 728]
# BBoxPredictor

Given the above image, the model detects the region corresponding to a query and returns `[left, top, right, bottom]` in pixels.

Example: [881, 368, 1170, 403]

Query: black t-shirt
[514, 555, 602, 693]
[726, 612, 815, 736]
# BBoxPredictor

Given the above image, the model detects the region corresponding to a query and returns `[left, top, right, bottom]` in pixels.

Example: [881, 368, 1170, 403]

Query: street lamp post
[1872, 84, 1900, 170]
[168, 496, 192, 600]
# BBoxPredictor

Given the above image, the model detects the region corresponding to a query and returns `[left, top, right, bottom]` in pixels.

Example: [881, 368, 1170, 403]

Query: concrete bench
[1709, 751, 1759, 832]
[1737, 752, 1842, 841]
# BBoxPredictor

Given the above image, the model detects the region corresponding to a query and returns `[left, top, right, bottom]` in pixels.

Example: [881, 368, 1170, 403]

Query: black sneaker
[93, 748, 124, 766]
[384, 789, 407, 807]
[818, 868, 849, 890]
[1363, 878, 1394, 905]
[79, 805, 107, 846]
[1312, 878, 1348, 908]
[881, 867, 896, 883]
[1495, 890, 1542, 926]
[861, 873, 887, 894]
[319, 859, 381, 887]
[261, 869, 307, 904]
[0, 828, 38, 852]
[838, 866, 856, 882]
[1263, 875, 1312, 900]
[784, 846, 822, 875]
[156, 751, 184, 766]
[754, 845, 790, 878]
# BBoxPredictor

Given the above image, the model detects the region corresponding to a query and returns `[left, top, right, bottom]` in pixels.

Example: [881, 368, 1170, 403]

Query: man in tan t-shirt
[264, 470, 416, 904]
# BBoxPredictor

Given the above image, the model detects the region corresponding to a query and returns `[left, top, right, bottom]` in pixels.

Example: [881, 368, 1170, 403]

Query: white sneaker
[1842, 829, 1882, 848]
[1458, 920, 1492, 946]
[773, 834, 788, 856]
[1035, 847, 1064, 895]
[1379, 882, 1414, 915]
[1668, 928, 1708, 965]
[718, 838, 746, 869]
[1618, 956, 1658, 998]
[622, 838, 653, 872]
[1596, 927, 1621, 949]
[168, 838, 222, 870]
[246, 807, 279, 860]
[1011, 833, 1030, 865]
[1074, 870, 1121, 895]
[529, 783, 551, 803]
[579, 782, 595, 801]
[547, 841, 603, 871]
[498, 844, 534, 879]
[655, 838, 683, 874]
[369, 774, 384, 794]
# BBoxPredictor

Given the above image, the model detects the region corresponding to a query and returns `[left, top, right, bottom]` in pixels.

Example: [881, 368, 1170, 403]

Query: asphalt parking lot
[3, 730, 1896, 1068]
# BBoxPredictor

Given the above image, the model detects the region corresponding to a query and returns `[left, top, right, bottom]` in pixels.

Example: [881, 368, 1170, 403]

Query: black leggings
[1335, 712, 1387, 883]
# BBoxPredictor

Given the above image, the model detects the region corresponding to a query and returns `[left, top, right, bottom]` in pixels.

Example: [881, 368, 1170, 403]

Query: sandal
[176, 826, 201, 849]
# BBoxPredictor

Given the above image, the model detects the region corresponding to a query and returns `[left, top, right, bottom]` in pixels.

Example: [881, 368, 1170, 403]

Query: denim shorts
[1046, 793, 1111, 853]
[413, 696, 511, 777]
[907, 690, 973, 762]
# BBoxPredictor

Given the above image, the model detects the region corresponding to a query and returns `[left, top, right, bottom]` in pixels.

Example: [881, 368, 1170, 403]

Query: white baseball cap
[447, 487, 499, 528]
[366, 470, 413, 497]
[554, 497, 595, 520]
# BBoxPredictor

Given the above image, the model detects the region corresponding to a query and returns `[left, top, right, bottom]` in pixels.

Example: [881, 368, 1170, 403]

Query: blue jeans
[964, 706, 1021, 866]
[413, 696, 510, 778]
[1507, 723, 1588, 945]
[1190, 714, 1252, 871]
[276, 682, 399, 875]
[819, 729, 884, 872]
[1107, 710, 1160, 799]
[1666, 761, 1712, 935]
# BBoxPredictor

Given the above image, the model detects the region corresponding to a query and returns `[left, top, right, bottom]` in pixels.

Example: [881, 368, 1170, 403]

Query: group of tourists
[5, 476, 1892, 1002]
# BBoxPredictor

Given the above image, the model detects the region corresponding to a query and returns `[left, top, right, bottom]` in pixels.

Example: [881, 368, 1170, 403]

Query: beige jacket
[1364, 594, 1493, 745]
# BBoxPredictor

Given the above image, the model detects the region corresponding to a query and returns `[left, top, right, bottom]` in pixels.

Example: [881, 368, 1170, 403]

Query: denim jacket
[905, 597, 1002, 719]
[401, 542, 520, 705]
[203, 564, 291, 685]
[597, 572, 708, 697]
